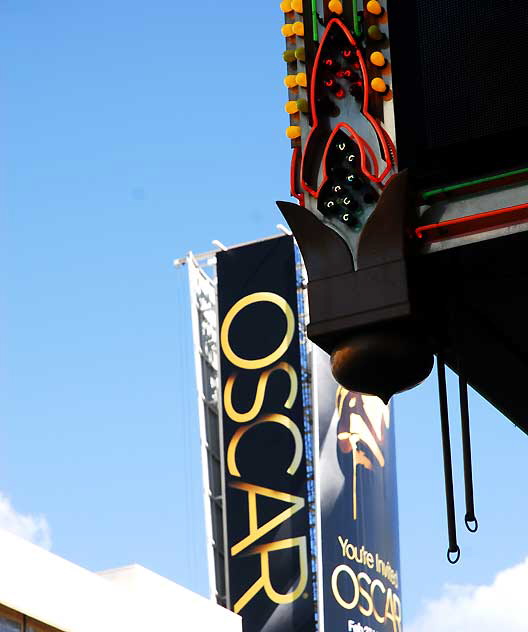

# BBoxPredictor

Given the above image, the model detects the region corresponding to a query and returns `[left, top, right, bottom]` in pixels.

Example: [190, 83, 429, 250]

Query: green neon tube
[311, 0, 318, 41]
[422, 167, 528, 200]
[352, 0, 361, 37]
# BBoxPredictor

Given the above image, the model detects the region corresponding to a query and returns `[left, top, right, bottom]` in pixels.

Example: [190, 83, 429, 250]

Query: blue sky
[2, 2, 528, 628]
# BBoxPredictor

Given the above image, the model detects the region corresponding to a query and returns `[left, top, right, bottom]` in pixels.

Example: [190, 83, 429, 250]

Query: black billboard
[389, 0, 528, 187]
[315, 347, 402, 632]
[217, 236, 317, 632]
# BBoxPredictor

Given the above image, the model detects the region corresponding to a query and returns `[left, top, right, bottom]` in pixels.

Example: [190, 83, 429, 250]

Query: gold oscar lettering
[228, 482, 305, 556]
[232, 537, 308, 613]
[331, 565, 402, 632]
[220, 292, 295, 370]
[224, 361, 298, 423]
[227, 414, 303, 478]
[220, 290, 308, 614]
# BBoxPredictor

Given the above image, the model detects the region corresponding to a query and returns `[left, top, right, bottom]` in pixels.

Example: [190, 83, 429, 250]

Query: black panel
[216, 236, 317, 632]
[415, 230, 528, 434]
[388, 0, 528, 187]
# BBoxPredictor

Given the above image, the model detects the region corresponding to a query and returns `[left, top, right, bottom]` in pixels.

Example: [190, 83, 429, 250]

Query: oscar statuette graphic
[335, 387, 390, 521]
[316, 349, 402, 632]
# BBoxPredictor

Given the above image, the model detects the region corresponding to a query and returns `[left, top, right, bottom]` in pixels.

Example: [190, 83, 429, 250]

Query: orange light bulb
[285, 100, 299, 114]
[284, 74, 298, 88]
[366, 0, 383, 15]
[371, 77, 387, 93]
[286, 125, 302, 139]
[370, 51, 386, 67]
[296, 72, 308, 87]
[328, 0, 343, 14]
[292, 21, 304, 36]
[291, 0, 303, 12]
[280, 0, 293, 12]
[281, 23, 294, 37]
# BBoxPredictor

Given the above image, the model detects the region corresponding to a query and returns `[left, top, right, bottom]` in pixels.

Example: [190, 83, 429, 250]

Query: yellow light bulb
[328, 0, 343, 14]
[296, 98, 309, 113]
[366, 0, 383, 15]
[283, 49, 296, 62]
[284, 74, 298, 88]
[294, 47, 305, 61]
[367, 25, 384, 40]
[280, 0, 293, 12]
[286, 125, 302, 139]
[370, 51, 386, 67]
[281, 24, 294, 37]
[292, 21, 304, 36]
[296, 72, 308, 87]
[285, 100, 299, 114]
[371, 77, 387, 93]
[291, 0, 303, 12]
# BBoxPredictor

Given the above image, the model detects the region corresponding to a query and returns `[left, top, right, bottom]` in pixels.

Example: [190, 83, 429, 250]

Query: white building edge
[0, 528, 241, 632]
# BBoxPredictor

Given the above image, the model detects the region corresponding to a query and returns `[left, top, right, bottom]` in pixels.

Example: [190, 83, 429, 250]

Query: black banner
[315, 348, 402, 632]
[217, 236, 317, 632]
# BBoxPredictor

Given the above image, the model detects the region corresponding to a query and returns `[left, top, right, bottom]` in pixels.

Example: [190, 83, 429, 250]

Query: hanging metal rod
[437, 353, 461, 564]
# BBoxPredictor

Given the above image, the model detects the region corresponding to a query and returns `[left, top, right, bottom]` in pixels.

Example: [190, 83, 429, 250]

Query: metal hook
[465, 515, 478, 533]
[447, 545, 461, 564]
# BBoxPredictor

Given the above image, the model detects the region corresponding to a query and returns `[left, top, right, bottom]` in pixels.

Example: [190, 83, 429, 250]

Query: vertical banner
[315, 348, 402, 632]
[217, 236, 317, 632]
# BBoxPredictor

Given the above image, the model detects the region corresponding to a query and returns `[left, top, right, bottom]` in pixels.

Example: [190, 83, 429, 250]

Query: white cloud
[406, 557, 528, 632]
[0, 492, 51, 550]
